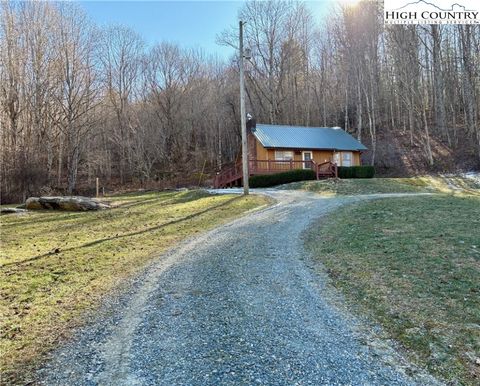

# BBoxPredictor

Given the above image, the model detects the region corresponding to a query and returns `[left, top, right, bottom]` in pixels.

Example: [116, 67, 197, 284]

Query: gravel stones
[36, 190, 440, 386]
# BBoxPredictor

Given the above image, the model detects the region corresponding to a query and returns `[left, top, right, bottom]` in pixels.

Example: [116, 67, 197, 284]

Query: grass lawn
[306, 194, 480, 385]
[283, 176, 480, 196]
[0, 190, 269, 383]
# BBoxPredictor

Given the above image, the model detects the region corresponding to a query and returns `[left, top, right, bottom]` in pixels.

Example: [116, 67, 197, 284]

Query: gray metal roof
[252, 124, 367, 151]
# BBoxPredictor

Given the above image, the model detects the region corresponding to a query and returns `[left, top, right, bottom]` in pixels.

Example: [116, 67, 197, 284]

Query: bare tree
[98, 25, 144, 183]
[55, 3, 97, 193]
[1, 0, 479, 203]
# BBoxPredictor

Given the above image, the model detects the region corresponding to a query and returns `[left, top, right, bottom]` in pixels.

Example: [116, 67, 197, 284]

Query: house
[214, 123, 367, 188]
[250, 123, 366, 167]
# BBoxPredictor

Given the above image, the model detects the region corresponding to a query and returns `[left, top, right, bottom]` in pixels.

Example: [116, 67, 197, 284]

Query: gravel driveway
[37, 190, 439, 386]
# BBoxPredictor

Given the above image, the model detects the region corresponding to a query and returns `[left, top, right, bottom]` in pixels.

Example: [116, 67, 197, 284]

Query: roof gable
[253, 124, 367, 151]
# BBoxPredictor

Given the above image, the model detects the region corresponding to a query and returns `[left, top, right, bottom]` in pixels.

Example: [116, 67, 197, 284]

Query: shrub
[337, 166, 375, 179]
[250, 169, 316, 188]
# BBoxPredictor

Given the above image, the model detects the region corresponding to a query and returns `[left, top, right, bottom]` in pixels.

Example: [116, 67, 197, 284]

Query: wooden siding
[353, 152, 360, 165]
[246, 136, 362, 167]
[255, 138, 269, 160]
[251, 136, 361, 166]
[312, 150, 335, 164]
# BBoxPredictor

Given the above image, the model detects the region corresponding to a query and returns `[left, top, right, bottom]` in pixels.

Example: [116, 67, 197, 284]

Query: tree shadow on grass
[1, 191, 211, 229]
[2, 195, 242, 269]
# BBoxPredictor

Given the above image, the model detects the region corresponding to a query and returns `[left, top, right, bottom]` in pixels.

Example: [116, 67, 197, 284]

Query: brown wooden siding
[353, 152, 360, 165]
[249, 137, 362, 166]
[255, 138, 269, 160]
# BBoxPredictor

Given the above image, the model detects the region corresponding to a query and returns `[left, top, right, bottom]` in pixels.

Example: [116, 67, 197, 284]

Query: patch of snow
[463, 171, 480, 185]
[439, 174, 463, 190]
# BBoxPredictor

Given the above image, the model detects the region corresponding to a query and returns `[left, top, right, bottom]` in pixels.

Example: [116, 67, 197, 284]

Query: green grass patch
[305, 194, 480, 384]
[0, 190, 269, 383]
[283, 176, 480, 196]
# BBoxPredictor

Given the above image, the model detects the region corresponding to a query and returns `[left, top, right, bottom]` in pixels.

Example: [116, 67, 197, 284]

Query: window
[342, 152, 352, 166]
[274, 150, 294, 161]
[333, 152, 340, 165]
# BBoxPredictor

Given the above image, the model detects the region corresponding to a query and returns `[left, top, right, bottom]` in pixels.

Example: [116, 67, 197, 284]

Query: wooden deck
[214, 159, 338, 188]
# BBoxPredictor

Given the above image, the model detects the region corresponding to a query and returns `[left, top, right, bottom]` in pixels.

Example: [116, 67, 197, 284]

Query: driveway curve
[37, 190, 438, 386]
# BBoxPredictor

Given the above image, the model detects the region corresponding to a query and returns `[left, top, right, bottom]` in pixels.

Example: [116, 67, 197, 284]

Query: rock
[25, 199, 43, 210]
[0, 208, 28, 215]
[25, 196, 109, 211]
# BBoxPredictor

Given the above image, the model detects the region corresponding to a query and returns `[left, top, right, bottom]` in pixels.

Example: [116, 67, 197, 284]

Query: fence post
[198, 159, 207, 188]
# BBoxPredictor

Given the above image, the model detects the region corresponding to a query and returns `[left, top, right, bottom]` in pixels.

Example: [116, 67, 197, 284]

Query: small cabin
[249, 124, 366, 167]
[214, 123, 367, 188]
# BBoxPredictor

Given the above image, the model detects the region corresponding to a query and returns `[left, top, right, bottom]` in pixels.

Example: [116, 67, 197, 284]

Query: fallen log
[25, 196, 109, 211]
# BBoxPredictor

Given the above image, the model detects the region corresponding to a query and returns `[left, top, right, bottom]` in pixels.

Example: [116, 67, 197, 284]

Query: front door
[302, 151, 313, 169]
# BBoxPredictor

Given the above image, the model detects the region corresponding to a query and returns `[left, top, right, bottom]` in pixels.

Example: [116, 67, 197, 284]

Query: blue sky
[80, 1, 336, 59]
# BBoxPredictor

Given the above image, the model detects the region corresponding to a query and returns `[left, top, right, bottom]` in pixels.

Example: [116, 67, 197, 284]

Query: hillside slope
[361, 129, 479, 176]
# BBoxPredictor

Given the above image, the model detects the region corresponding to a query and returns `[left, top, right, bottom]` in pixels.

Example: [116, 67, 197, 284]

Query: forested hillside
[1, 0, 479, 202]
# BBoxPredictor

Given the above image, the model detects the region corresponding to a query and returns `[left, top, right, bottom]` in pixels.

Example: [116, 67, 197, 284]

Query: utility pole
[239, 20, 249, 195]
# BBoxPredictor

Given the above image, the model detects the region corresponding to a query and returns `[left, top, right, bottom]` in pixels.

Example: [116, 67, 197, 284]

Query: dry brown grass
[0, 190, 269, 384]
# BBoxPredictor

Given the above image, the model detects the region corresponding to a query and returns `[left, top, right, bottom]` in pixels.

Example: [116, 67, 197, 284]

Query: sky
[80, 1, 338, 60]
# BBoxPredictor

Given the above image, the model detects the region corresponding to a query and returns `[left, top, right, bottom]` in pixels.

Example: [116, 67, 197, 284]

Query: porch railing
[213, 159, 338, 188]
[317, 161, 338, 178]
[213, 162, 243, 189]
[249, 159, 316, 173]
